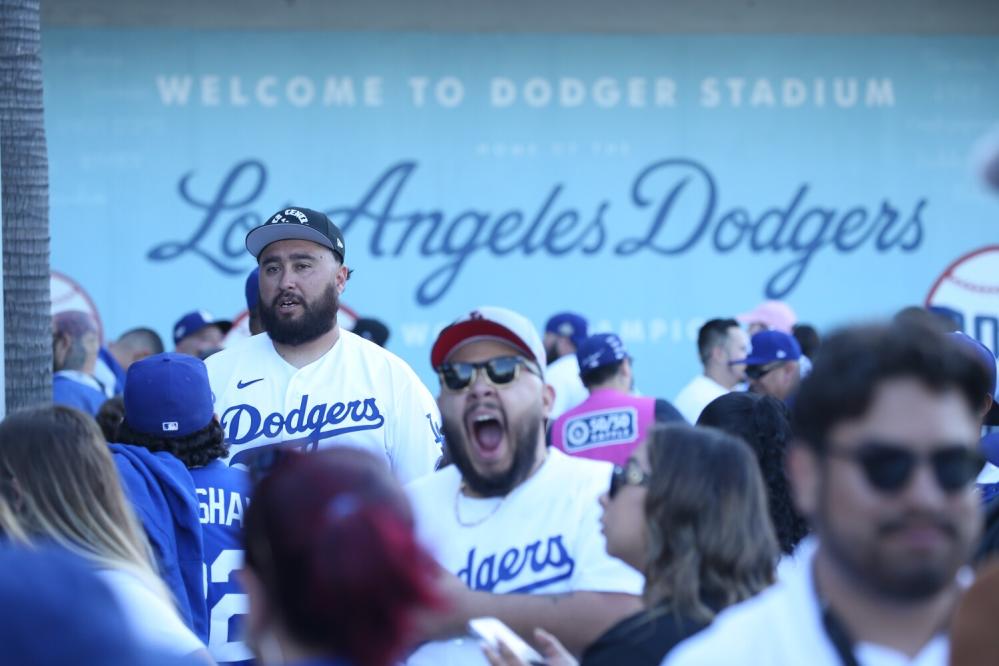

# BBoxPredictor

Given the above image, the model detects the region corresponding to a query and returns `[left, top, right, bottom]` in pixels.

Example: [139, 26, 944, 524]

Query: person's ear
[334, 263, 349, 294]
[52, 332, 70, 368]
[541, 381, 556, 419]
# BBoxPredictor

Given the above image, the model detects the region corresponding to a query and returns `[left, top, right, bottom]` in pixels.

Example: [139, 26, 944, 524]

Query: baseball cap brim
[246, 224, 341, 260]
[431, 320, 537, 368]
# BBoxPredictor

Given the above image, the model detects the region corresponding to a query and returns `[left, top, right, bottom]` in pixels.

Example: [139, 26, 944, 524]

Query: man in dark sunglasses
[665, 322, 991, 666]
[731, 329, 802, 402]
[406, 306, 644, 664]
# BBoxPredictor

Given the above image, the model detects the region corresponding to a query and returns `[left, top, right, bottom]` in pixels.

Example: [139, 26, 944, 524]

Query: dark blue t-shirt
[190, 460, 253, 666]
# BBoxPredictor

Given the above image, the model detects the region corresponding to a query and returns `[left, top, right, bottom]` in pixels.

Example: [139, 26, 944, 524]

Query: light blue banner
[43, 30, 999, 398]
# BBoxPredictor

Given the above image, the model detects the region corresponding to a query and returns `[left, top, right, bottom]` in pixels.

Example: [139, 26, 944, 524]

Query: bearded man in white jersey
[406, 306, 644, 665]
[206, 206, 443, 483]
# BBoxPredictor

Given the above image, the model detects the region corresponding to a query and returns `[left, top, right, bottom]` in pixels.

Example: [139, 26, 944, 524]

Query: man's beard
[442, 410, 543, 498]
[817, 491, 967, 602]
[260, 283, 339, 346]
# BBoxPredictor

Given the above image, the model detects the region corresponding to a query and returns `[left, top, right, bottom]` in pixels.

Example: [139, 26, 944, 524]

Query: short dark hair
[580, 360, 624, 389]
[114, 418, 228, 469]
[791, 323, 990, 452]
[698, 318, 740, 364]
[116, 327, 165, 355]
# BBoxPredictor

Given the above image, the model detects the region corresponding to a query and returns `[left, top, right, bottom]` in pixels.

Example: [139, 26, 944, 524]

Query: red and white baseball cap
[431, 306, 546, 376]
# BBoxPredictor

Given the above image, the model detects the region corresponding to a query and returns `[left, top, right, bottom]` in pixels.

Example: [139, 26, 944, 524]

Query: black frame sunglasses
[609, 459, 650, 499]
[745, 362, 783, 381]
[825, 441, 984, 494]
[436, 356, 540, 392]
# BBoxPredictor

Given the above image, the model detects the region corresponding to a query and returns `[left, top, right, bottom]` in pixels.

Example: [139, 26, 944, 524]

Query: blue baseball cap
[949, 332, 999, 426]
[173, 310, 232, 346]
[245, 268, 260, 311]
[735, 330, 803, 366]
[545, 312, 588, 349]
[577, 333, 629, 372]
[124, 352, 215, 438]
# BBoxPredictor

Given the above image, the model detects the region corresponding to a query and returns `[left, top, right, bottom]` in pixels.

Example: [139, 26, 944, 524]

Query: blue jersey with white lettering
[190, 460, 253, 666]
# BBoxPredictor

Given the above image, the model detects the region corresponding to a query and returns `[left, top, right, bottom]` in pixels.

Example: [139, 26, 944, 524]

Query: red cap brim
[431, 320, 534, 367]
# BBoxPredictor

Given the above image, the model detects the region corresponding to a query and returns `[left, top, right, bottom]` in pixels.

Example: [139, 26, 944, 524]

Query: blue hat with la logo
[734, 330, 802, 366]
[124, 353, 215, 438]
[576, 333, 629, 372]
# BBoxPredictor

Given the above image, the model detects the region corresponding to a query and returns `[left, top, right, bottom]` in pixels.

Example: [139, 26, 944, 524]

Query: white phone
[468, 616, 546, 665]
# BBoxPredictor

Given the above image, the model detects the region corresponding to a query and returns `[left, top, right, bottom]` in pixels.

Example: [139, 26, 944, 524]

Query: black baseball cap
[246, 207, 345, 262]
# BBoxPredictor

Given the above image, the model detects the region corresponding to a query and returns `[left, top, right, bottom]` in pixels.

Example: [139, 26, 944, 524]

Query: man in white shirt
[665, 322, 988, 666]
[206, 206, 442, 483]
[408, 306, 644, 664]
[673, 318, 749, 423]
[543, 312, 590, 419]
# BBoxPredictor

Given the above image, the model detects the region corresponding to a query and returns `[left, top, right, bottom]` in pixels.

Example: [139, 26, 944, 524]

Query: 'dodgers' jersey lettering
[207, 329, 442, 484]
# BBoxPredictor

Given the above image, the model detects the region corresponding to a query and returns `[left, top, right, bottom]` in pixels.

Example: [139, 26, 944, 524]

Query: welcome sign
[43, 31, 999, 397]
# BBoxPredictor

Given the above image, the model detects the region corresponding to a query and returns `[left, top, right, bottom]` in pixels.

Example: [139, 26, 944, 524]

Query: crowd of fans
[8, 205, 999, 666]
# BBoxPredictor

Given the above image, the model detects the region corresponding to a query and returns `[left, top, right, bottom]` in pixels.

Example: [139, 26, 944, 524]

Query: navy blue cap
[0, 546, 153, 665]
[577, 333, 629, 372]
[246, 206, 346, 262]
[735, 330, 802, 366]
[949, 332, 999, 426]
[125, 353, 214, 438]
[545, 312, 588, 349]
[353, 317, 390, 347]
[245, 268, 260, 311]
[173, 310, 232, 346]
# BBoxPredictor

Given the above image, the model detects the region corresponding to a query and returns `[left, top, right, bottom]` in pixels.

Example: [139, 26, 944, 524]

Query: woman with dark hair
[484, 423, 777, 666]
[241, 447, 442, 666]
[697, 391, 810, 555]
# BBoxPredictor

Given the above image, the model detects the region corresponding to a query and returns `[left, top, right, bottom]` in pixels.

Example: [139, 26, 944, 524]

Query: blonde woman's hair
[0, 405, 169, 600]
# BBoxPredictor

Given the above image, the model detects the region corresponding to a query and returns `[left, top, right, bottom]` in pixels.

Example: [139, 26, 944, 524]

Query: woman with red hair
[241, 448, 441, 666]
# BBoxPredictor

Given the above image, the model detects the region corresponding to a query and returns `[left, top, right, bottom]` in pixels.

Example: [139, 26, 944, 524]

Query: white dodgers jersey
[206, 329, 443, 483]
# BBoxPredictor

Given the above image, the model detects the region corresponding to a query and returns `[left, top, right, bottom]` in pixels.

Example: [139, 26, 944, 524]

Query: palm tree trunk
[0, 0, 52, 412]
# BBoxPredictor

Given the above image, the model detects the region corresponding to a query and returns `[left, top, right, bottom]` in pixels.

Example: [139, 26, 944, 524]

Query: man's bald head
[52, 311, 100, 373]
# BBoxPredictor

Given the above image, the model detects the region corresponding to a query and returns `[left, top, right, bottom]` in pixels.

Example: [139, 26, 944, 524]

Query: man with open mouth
[405, 306, 644, 665]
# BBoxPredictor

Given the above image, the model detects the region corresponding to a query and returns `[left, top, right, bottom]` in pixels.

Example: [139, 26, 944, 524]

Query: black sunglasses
[825, 441, 984, 494]
[745, 362, 783, 381]
[436, 356, 540, 392]
[609, 459, 650, 499]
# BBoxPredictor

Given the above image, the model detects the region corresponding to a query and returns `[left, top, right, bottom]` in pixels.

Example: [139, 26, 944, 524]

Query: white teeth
[475, 415, 495, 422]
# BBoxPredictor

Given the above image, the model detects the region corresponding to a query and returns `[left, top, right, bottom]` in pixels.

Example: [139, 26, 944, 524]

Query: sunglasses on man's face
[609, 459, 650, 499]
[745, 362, 782, 381]
[436, 356, 541, 392]
[824, 441, 984, 494]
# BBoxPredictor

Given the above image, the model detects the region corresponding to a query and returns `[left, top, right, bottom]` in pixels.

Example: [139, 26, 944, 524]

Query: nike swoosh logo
[237, 378, 264, 389]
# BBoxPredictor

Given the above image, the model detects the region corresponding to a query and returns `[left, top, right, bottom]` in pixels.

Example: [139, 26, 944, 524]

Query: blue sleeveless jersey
[190, 460, 253, 665]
